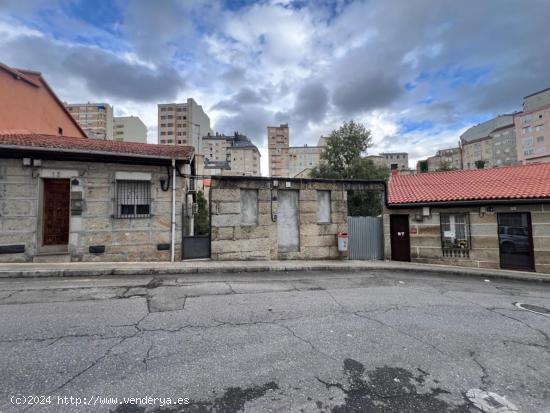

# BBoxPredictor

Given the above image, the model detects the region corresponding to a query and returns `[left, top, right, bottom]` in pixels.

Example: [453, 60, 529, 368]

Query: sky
[1, 0, 549, 175]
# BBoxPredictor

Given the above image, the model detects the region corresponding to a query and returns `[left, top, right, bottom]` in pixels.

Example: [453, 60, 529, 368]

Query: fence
[348, 216, 384, 260]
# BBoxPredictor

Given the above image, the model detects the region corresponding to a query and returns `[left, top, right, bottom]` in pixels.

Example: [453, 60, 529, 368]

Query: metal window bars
[115, 180, 151, 218]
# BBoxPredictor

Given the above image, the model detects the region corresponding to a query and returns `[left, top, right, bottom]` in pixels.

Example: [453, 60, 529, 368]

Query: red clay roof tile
[0, 133, 193, 160]
[388, 163, 550, 204]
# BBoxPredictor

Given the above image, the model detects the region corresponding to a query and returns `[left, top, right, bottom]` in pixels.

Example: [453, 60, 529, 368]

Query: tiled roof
[388, 163, 550, 205]
[0, 133, 193, 160]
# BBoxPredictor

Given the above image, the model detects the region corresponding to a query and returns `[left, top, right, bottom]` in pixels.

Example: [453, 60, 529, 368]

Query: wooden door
[43, 179, 70, 245]
[390, 214, 411, 262]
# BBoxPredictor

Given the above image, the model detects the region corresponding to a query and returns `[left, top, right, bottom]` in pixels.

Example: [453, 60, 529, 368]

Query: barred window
[440, 213, 471, 257]
[115, 180, 151, 218]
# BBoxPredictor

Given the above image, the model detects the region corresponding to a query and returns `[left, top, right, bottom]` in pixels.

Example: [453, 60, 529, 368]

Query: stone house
[209, 176, 350, 260]
[0, 133, 193, 262]
[385, 164, 550, 273]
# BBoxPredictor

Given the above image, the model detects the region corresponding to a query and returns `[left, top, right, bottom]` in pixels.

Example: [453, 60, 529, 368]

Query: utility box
[337, 232, 348, 252]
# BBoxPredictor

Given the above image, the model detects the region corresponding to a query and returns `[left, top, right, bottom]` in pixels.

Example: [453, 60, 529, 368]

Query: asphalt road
[1, 270, 549, 413]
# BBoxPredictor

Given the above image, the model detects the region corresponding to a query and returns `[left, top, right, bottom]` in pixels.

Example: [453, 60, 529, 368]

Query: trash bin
[337, 232, 348, 252]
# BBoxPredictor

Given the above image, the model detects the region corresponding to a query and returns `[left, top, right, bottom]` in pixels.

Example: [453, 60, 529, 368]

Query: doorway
[390, 214, 411, 262]
[41, 179, 70, 251]
[277, 190, 300, 253]
[497, 212, 535, 271]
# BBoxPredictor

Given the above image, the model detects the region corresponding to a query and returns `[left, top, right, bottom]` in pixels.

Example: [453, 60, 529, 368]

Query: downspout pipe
[170, 158, 176, 263]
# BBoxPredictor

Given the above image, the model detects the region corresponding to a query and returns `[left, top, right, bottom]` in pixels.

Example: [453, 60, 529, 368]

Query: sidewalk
[0, 259, 549, 283]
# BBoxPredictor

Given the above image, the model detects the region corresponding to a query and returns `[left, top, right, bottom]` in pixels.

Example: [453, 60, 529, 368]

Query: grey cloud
[64, 49, 184, 102]
[294, 81, 329, 122]
[0, 35, 185, 102]
[214, 105, 274, 145]
[332, 71, 402, 114]
[211, 87, 271, 113]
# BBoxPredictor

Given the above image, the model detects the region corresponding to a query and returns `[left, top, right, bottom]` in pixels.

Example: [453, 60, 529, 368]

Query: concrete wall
[0, 158, 186, 262]
[384, 204, 550, 273]
[210, 178, 348, 260]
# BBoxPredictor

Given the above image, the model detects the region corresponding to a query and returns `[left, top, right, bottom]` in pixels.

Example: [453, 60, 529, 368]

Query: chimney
[391, 164, 399, 176]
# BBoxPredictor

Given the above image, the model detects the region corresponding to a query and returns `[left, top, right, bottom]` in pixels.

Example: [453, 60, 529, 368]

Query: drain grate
[514, 302, 550, 316]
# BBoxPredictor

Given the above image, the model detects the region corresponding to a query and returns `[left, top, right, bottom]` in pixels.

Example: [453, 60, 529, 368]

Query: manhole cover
[514, 302, 550, 316]
[466, 389, 519, 412]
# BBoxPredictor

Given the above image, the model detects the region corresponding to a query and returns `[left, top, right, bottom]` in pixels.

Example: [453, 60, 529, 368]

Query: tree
[311, 121, 389, 216]
[475, 159, 487, 169]
[436, 159, 454, 172]
[194, 190, 209, 235]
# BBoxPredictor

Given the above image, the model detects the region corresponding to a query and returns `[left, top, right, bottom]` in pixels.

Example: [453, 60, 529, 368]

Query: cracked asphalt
[1, 270, 550, 412]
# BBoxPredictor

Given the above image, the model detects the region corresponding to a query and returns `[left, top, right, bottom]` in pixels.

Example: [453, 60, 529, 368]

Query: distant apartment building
[417, 147, 462, 172]
[515, 88, 550, 164]
[203, 132, 261, 176]
[268, 124, 290, 177]
[288, 137, 327, 177]
[365, 155, 388, 169]
[65, 102, 113, 139]
[460, 114, 516, 169]
[379, 153, 409, 170]
[113, 116, 147, 143]
[158, 98, 211, 152]
[0, 62, 87, 138]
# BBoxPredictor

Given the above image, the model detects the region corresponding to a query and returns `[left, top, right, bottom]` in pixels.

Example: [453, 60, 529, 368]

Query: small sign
[410, 227, 418, 234]
[444, 231, 455, 238]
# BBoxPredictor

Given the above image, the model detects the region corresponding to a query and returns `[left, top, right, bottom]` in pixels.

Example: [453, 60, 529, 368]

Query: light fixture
[22, 158, 32, 166]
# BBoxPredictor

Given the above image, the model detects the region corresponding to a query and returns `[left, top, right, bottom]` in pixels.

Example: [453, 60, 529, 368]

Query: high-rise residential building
[515, 88, 550, 164]
[288, 137, 327, 177]
[379, 153, 409, 170]
[0, 61, 87, 138]
[202, 132, 261, 176]
[460, 114, 515, 169]
[268, 124, 290, 177]
[158, 98, 211, 152]
[65, 102, 113, 139]
[113, 116, 147, 143]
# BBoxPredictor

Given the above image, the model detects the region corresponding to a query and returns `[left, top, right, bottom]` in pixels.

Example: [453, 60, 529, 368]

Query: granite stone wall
[210, 178, 348, 260]
[384, 205, 550, 273]
[0, 158, 186, 262]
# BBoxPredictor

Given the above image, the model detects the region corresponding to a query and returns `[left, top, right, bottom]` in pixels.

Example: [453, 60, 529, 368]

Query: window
[115, 180, 151, 218]
[240, 189, 258, 225]
[440, 214, 471, 256]
[537, 136, 544, 143]
[317, 191, 331, 223]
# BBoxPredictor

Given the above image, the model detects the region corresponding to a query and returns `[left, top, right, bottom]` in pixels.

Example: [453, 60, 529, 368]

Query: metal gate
[348, 216, 384, 260]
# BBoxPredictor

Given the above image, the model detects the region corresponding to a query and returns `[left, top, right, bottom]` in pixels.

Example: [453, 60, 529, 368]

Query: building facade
[65, 103, 114, 140]
[113, 116, 148, 143]
[385, 164, 550, 274]
[158, 98, 211, 152]
[417, 147, 462, 172]
[515, 88, 550, 164]
[202, 132, 261, 176]
[460, 115, 515, 169]
[0, 62, 86, 138]
[268, 124, 290, 177]
[288, 141, 325, 178]
[0, 133, 193, 263]
[210, 176, 348, 260]
[490, 124, 517, 166]
[379, 153, 409, 170]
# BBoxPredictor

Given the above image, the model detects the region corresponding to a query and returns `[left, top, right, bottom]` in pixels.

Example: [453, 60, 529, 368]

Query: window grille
[115, 180, 151, 218]
[440, 213, 471, 257]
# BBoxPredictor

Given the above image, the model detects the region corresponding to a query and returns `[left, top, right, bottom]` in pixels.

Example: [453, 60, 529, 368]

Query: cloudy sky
[1, 0, 549, 174]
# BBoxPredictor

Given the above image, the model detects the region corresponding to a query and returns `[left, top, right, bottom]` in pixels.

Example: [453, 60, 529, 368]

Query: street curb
[0, 261, 549, 283]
